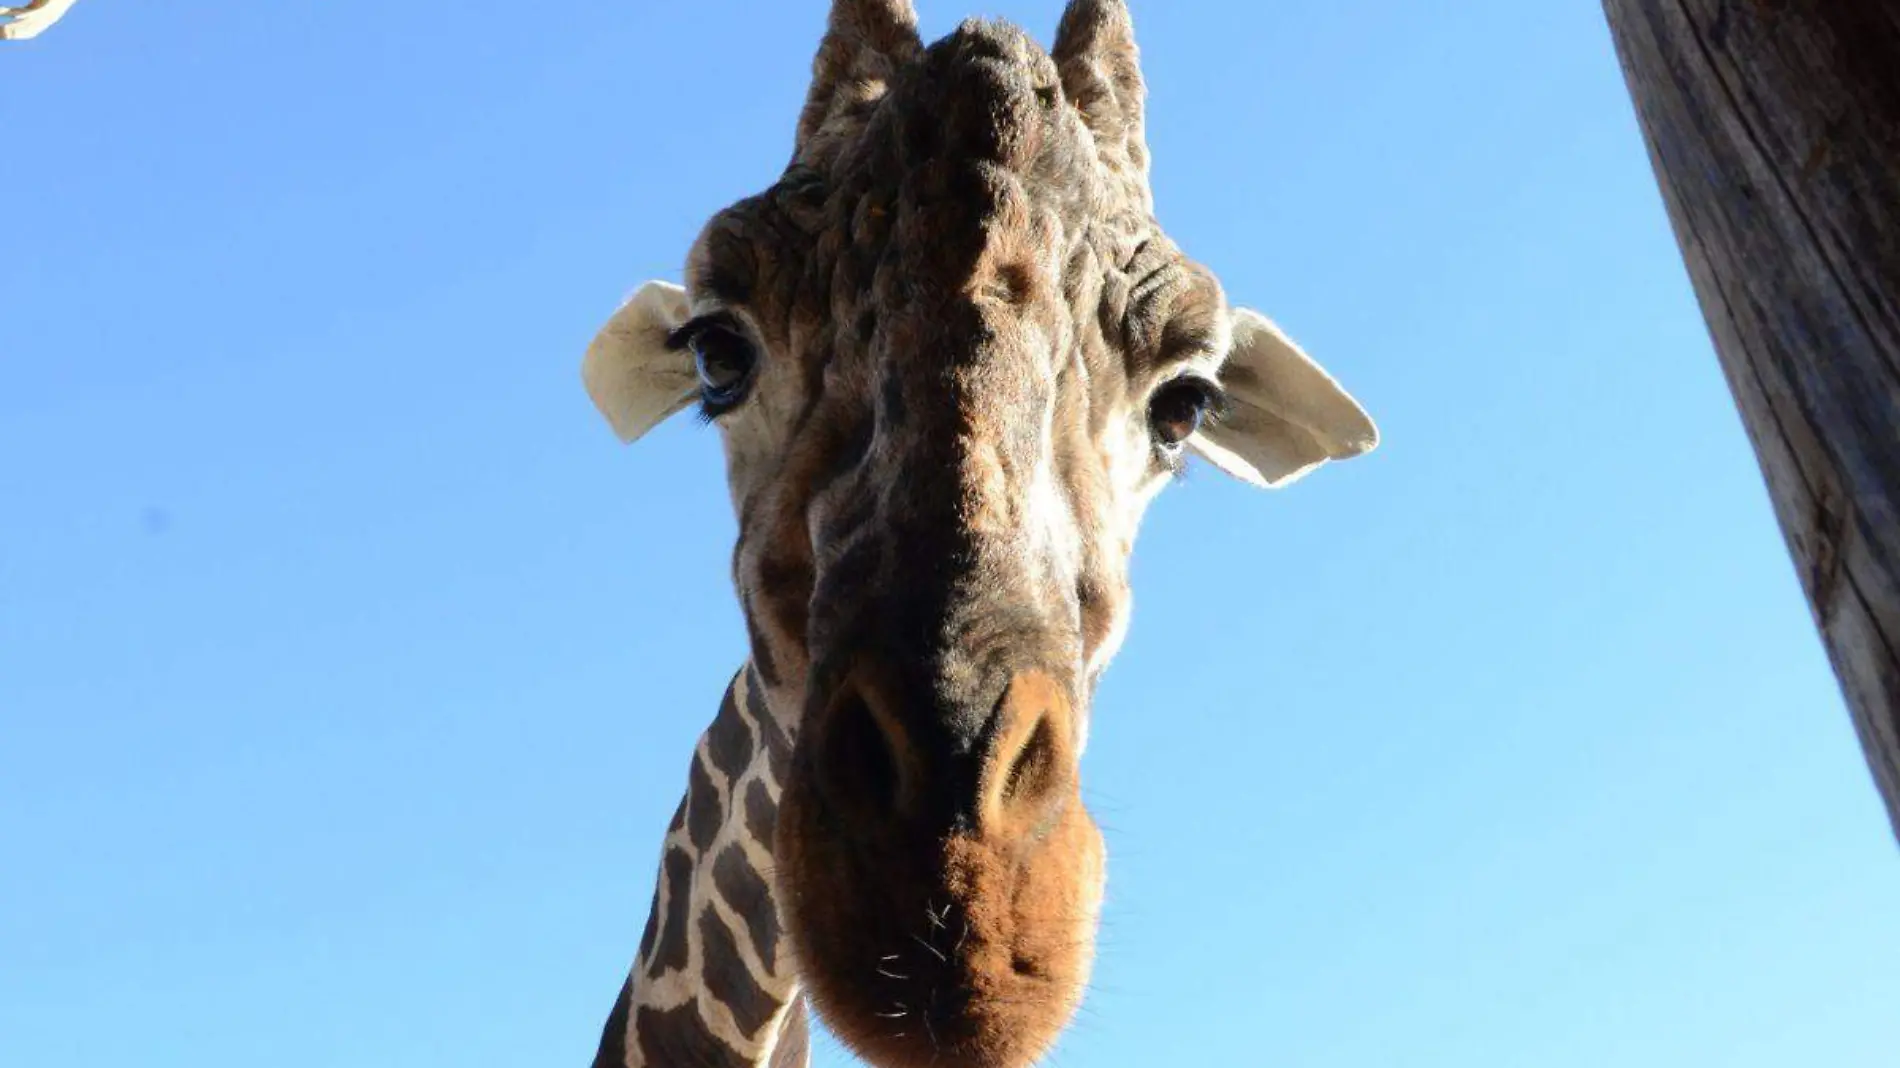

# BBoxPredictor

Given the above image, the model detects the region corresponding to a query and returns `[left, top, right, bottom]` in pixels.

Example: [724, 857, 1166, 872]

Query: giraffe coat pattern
[580, 3, 1378, 1066]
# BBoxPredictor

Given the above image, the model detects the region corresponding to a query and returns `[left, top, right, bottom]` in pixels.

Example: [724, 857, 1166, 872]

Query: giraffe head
[584, 2, 1375, 1064]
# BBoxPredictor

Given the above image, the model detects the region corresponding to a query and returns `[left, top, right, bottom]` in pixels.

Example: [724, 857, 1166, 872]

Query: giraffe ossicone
[581, 3, 1377, 1066]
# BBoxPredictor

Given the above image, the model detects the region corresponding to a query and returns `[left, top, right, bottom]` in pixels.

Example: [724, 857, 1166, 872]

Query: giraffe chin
[776, 774, 1106, 1068]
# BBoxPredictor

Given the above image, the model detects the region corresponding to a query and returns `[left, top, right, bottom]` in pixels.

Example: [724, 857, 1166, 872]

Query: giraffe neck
[592, 665, 807, 1068]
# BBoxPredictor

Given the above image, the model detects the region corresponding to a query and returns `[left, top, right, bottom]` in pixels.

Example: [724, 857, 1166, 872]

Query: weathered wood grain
[1602, 0, 1900, 841]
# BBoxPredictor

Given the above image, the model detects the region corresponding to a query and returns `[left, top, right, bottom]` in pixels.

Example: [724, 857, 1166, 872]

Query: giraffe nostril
[817, 686, 904, 818]
[1000, 715, 1058, 808]
[981, 674, 1076, 832]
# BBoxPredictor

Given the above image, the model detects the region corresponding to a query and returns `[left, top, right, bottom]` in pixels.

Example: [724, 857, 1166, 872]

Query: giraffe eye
[1148, 377, 1219, 448]
[688, 324, 758, 409]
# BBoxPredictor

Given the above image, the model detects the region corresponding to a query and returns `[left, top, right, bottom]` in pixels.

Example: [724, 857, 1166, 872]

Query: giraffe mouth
[774, 715, 1106, 1068]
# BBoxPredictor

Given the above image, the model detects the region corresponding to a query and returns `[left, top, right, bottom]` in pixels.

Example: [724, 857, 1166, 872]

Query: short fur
[582, 4, 1377, 1067]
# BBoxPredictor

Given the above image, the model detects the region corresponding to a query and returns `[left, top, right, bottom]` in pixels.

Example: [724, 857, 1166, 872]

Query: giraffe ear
[1190, 308, 1379, 489]
[581, 280, 698, 444]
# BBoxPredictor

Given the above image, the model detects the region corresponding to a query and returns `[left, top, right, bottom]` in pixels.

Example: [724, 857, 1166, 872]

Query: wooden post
[1601, 1, 1900, 842]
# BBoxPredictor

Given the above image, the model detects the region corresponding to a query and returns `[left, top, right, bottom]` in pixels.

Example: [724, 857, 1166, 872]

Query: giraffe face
[583, 4, 1376, 1065]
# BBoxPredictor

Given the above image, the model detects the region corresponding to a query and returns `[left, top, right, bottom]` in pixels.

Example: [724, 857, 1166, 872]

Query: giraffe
[579, 3, 1378, 1066]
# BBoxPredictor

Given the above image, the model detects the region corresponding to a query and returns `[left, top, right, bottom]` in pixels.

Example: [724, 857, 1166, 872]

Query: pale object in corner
[1, 0, 81, 41]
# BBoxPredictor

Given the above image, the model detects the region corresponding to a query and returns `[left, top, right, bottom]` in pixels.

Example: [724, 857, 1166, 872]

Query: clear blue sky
[5, 2, 1897, 1065]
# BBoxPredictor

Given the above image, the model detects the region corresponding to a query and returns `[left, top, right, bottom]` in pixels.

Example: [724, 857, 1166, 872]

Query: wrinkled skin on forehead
[700, 20, 1221, 715]
[698, 23, 1227, 1066]
[582, 4, 1377, 1066]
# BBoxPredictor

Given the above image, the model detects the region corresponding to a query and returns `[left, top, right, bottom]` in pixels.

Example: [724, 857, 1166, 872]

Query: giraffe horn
[1052, 0, 1151, 205]
[795, 0, 924, 163]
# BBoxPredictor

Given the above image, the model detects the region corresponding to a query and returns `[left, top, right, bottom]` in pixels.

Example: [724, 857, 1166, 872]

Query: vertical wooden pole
[1601, 1, 1900, 841]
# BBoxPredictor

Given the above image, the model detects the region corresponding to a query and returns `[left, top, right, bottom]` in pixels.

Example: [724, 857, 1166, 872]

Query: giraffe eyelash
[665, 311, 744, 351]
[1195, 381, 1234, 424]
[671, 310, 761, 421]
[1152, 375, 1230, 481]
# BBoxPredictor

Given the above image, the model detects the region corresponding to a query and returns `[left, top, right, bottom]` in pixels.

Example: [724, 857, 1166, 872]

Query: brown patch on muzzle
[776, 673, 1106, 1068]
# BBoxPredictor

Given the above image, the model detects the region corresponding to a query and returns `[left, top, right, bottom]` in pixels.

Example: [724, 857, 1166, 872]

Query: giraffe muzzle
[809, 669, 1076, 835]
[775, 666, 1105, 1068]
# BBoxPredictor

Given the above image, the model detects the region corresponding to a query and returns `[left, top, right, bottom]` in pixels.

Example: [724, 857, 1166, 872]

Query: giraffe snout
[808, 668, 1079, 837]
[777, 664, 1102, 1068]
